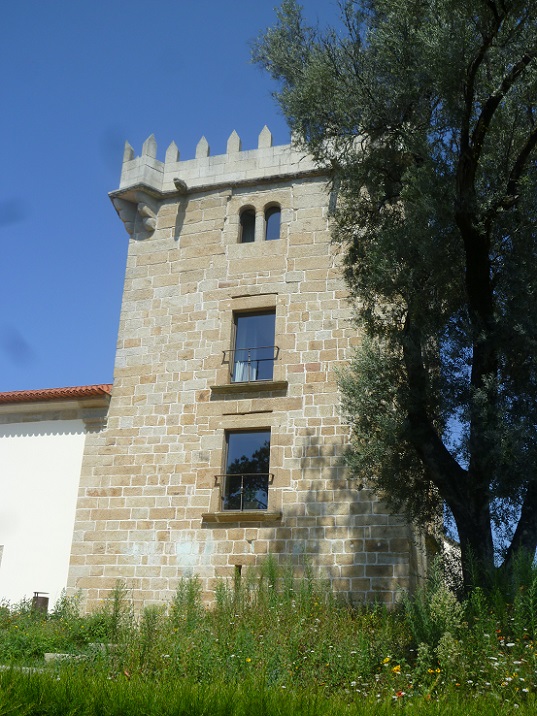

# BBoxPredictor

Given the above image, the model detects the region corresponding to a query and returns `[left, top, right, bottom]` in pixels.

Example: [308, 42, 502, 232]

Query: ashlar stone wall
[68, 128, 421, 610]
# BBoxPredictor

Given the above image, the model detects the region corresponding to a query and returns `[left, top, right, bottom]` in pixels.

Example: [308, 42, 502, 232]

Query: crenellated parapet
[109, 127, 324, 237]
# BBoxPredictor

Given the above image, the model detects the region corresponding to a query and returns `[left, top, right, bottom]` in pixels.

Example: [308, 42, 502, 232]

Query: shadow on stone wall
[267, 426, 419, 605]
[198, 430, 421, 605]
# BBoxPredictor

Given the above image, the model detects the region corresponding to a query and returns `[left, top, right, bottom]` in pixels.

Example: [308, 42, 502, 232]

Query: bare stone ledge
[201, 511, 283, 524]
[210, 381, 288, 397]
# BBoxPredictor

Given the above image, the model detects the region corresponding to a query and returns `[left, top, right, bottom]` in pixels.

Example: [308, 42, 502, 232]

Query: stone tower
[67, 128, 421, 610]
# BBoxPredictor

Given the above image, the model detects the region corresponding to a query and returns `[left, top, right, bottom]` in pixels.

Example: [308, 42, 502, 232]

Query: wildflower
[382, 657, 391, 664]
[392, 664, 401, 674]
[246, 658, 251, 663]
[395, 691, 405, 698]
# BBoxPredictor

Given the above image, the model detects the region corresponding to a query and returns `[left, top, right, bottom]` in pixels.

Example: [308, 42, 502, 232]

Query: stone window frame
[202, 418, 283, 523]
[264, 203, 281, 241]
[239, 205, 256, 243]
[220, 428, 272, 511]
[211, 294, 288, 393]
[229, 309, 278, 384]
[237, 201, 282, 243]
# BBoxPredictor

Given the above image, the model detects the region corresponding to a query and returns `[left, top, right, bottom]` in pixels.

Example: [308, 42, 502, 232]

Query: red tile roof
[0, 384, 113, 404]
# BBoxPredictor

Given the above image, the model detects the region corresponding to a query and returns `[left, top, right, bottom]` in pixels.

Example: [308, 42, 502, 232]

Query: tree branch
[460, 13, 503, 156]
[470, 50, 537, 171]
[401, 313, 468, 509]
[485, 123, 537, 226]
[503, 481, 537, 568]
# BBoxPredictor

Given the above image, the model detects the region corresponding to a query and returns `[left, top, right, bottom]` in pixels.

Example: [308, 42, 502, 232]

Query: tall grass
[1, 555, 537, 713]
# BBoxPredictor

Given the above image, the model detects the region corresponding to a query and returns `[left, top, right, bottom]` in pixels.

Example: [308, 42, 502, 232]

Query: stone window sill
[201, 511, 282, 523]
[210, 381, 288, 396]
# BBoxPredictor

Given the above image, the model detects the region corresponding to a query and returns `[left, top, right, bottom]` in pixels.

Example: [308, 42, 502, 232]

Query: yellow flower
[246, 658, 251, 663]
[382, 657, 391, 664]
[392, 664, 401, 674]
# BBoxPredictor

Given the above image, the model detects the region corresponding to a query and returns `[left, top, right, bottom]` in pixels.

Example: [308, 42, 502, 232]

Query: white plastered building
[0, 385, 111, 606]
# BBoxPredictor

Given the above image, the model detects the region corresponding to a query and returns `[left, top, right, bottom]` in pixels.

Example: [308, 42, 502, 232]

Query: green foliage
[255, 0, 537, 584]
[4, 561, 537, 710]
[3, 666, 535, 716]
[403, 561, 464, 649]
[4, 562, 537, 711]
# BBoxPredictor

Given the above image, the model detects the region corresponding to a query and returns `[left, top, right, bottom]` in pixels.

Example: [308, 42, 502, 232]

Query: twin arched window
[239, 208, 256, 243]
[265, 206, 281, 241]
[239, 205, 281, 243]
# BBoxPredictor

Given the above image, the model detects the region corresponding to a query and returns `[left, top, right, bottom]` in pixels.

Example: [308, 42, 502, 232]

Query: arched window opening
[265, 206, 281, 241]
[239, 208, 256, 243]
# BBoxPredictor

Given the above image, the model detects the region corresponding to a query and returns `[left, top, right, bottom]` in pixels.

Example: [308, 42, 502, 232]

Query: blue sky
[1, 1, 337, 392]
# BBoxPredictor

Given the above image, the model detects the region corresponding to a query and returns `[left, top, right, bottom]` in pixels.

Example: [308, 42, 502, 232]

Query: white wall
[0, 420, 86, 607]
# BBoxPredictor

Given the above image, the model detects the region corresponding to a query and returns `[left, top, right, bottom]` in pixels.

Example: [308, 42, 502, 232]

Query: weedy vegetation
[1, 556, 537, 714]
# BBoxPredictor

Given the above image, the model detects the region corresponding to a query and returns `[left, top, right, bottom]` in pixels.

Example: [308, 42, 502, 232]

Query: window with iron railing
[221, 430, 271, 511]
[225, 311, 277, 382]
[224, 345, 280, 382]
[217, 472, 274, 511]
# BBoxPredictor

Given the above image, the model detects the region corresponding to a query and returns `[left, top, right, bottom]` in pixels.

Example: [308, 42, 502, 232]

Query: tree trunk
[452, 498, 495, 592]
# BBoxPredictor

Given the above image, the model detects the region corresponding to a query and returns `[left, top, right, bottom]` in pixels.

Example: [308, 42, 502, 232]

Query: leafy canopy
[255, 0, 537, 583]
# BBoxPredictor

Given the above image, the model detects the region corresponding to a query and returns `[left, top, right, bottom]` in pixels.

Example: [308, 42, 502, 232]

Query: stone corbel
[82, 412, 108, 433]
[136, 192, 158, 232]
[111, 190, 159, 238]
[112, 197, 137, 236]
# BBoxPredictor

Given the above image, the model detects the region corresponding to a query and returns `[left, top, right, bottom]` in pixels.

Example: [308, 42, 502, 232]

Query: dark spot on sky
[0, 326, 36, 366]
[100, 127, 128, 173]
[0, 199, 26, 228]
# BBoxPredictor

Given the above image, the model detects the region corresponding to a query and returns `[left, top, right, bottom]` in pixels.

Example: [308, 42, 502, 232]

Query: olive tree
[254, 0, 537, 587]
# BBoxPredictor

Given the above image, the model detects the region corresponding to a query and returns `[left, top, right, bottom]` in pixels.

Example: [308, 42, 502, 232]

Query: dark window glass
[265, 206, 281, 241]
[240, 209, 256, 243]
[232, 311, 276, 382]
[224, 430, 270, 510]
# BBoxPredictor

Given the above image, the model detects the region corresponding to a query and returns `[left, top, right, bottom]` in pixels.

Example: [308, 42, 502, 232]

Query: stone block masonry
[68, 127, 423, 611]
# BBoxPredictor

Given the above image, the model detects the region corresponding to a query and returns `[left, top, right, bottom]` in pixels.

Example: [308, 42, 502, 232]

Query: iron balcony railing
[215, 473, 274, 511]
[223, 345, 279, 383]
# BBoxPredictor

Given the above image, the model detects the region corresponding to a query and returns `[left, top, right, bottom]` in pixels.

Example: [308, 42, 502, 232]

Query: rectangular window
[223, 430, 271, 510]
[232, 311, 276, 382]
